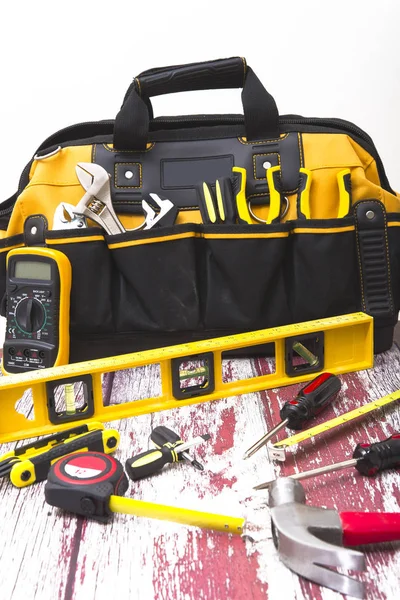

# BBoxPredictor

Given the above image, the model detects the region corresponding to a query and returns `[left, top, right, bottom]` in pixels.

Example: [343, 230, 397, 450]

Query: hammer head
[269, 478, 366, 598]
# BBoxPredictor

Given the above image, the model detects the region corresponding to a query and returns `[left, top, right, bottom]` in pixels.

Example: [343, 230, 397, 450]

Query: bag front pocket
[46, 232, 114, 333]
[108, 226, 201, 331]
[290, 219, 360, 322]
[201, 225, 291, 330]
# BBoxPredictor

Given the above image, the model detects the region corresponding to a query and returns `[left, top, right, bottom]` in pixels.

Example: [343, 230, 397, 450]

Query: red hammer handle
[340, 511, 400, 546]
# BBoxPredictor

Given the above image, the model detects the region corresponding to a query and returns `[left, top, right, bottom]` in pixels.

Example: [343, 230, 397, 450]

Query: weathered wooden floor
[1, 344, 400, 600]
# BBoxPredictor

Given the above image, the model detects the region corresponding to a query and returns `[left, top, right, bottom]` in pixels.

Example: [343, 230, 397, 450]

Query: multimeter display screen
[14, 261, 52, 281]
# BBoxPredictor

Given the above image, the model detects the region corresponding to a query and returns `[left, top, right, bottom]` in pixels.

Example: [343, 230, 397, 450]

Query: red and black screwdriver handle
[280, 373, 341, 430]
[353, 434, 400, 476]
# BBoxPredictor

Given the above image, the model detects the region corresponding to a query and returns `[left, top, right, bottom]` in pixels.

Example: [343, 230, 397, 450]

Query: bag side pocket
[290, 219, 359, 322]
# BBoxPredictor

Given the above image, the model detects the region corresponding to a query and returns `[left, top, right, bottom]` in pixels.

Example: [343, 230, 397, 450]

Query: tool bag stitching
[103, 142, 155, 153]
[238, 134, 289, 144]
[355, 206, 367, 312]
[253, 152, 280, 180]
[114, 162, 142, 189]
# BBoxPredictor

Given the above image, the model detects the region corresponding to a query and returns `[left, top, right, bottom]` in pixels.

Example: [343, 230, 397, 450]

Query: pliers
[196, 165, 285, 226]
[297, 168, 352, 219]
[243, 165, 286, 225]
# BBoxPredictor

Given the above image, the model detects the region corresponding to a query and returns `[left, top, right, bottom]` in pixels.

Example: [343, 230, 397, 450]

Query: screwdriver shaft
[181, 452, 204, 471]
[254, 457, 358, 490]
[243, 419, 289, 460]
[175, 434, 210, 454]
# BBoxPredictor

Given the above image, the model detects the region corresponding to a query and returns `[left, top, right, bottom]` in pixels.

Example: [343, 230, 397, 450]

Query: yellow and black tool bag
[1, 57, 399, 361]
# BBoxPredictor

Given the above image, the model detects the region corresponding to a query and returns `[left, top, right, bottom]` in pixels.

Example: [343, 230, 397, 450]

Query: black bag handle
[113, 57, 280, 150]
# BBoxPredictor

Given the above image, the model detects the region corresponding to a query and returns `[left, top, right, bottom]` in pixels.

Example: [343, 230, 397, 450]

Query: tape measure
[0, 312, 373, 443]
[268, 389, 400, 461]
[2, 247, 71, 374]
[45, 452, 244, 533]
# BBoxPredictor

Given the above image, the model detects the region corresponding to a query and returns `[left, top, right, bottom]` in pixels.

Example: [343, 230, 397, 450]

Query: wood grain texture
[1, 346, 400, 600]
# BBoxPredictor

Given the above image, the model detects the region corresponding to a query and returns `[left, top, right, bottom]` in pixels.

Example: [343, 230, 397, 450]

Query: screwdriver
[151, 425, 207, 471]
[243, 373, 341, 460]
[254, 434, 400, 490]
[125, 428, 210, 481]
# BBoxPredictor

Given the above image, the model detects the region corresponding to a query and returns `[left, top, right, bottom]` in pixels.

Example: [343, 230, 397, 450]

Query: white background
[0, 0, 399, 200]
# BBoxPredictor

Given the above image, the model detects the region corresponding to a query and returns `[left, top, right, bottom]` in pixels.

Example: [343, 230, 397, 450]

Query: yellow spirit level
[0, 312, 373, 443]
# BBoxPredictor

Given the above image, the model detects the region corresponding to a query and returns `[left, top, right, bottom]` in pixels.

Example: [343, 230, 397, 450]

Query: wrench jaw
[142, 200, 156, 224]
[52, 203, 87, 230]
[75, 163, 125, 235]
[144, 193, 179, 230]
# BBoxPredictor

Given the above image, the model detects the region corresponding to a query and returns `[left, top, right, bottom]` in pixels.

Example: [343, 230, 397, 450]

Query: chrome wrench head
[142, 200, 156, 224]
[53, 203, 87, 230]
[143, 193, 178, 229]
[269, 478, 366, 598]
[75, 163, 126, 235]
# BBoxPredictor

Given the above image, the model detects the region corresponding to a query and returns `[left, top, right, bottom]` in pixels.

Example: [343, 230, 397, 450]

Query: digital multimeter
[2, 247, 72, 374]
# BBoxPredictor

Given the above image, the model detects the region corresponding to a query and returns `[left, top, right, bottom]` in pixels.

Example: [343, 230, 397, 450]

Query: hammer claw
[269, 478, 367, 597]
[302, 563, 365, 598]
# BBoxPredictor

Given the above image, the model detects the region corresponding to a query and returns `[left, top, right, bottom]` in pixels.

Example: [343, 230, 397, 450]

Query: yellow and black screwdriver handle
[2, 424, 120, 488]
[125, 425, 206, 481]
[125, 426, 184, 481]
[125, 445, 180, 481]
[151, 425, 186, 459]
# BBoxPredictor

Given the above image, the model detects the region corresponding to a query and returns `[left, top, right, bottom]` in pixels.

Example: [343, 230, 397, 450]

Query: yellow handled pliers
[234, 165, 285, 225]
[297, 168, 352, 219]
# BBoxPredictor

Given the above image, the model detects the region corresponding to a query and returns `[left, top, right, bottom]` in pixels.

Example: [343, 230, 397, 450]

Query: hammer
[269, 478, 400, 598]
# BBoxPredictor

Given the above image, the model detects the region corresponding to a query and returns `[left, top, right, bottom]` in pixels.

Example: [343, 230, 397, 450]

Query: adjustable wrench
[72, 163, 178, 234]
[75, 163, 126, 234]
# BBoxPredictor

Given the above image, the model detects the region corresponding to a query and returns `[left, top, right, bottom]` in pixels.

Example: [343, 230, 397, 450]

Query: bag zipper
[35, 115, 375, 151]
[0, 114, 389, 220]
[150, 115, 374, 146]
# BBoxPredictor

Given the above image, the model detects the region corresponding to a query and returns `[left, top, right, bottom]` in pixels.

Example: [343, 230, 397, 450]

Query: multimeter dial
[15, 297, 46, 333]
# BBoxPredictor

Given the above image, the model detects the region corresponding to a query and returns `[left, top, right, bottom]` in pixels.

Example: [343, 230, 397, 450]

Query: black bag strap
[354, 199, 395, 326]
[114, 57, 280, 151]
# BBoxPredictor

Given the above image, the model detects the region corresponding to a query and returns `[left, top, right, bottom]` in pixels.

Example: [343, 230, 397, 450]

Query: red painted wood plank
[1, 347, 400, 599]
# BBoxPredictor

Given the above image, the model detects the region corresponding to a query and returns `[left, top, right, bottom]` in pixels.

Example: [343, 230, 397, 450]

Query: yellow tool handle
[0, 421, 106, 462]
[125, 447, 178, 481]
[203, 182, 217, 223]
[265, 166, 282, 224]
[232, 166, 252, 224]
[109, 495, 245, 534]
[215, 180, 226, 222]
[298, 168, 312, 219]
[274, 389, 400, 448]
[10, 428, 120, 487]
[337, 169, 352, 218]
